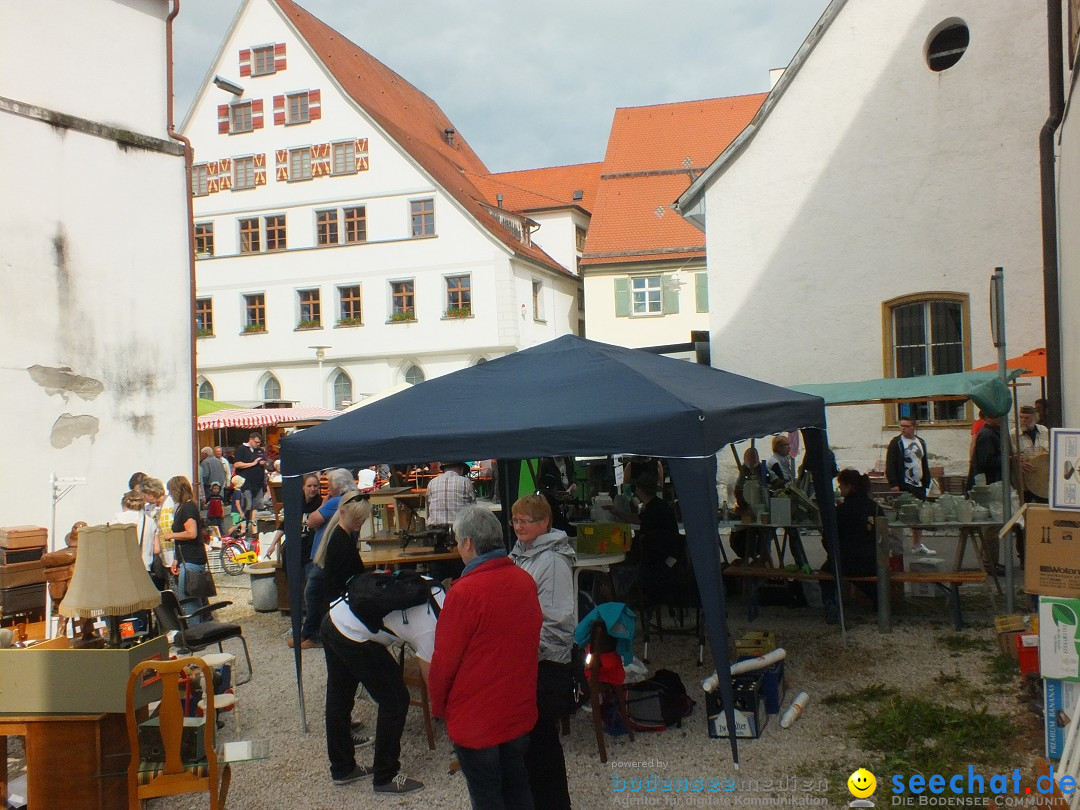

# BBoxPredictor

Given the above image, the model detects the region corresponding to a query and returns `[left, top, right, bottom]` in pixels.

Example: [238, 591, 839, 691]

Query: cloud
[173, 0, 830, 171]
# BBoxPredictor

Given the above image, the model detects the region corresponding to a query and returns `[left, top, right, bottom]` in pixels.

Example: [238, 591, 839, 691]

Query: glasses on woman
[511, 517, 541, 527]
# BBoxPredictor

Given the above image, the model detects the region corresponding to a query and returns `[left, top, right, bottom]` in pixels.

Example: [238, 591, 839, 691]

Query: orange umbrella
[974, 347, 1046, 377]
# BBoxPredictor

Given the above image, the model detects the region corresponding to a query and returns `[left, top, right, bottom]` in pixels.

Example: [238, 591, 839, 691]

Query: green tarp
[196, 397, 244, 416]
[789, 369, 1021, 418]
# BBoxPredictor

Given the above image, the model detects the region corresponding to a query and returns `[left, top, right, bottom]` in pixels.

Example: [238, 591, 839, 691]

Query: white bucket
[248, 560, 278, 612]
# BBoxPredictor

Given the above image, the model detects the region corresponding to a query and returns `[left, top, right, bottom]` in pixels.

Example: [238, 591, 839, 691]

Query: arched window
[197, 378, 214, 400]
[474, 357, 488, 366]
[404, 364, 425, 385]
[263, 374, 281, 401]
[333, 371, 353, 410]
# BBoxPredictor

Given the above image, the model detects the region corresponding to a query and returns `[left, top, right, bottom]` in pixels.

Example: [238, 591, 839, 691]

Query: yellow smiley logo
[847, 768, 876, 798]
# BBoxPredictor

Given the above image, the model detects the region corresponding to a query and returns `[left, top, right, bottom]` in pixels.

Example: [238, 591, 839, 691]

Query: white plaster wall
[0, 111, 191, 531]
[701, 0, 1047, 475]
[527, 210, 587, 276]
[0, 0, 169, 135]
[189, 0, 579, 407]
[1058, 56, 1080, 426]
[584, 264, 709, 348]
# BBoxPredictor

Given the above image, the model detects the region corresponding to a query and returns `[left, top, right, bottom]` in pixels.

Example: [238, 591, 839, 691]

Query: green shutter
[662, 275, 680, 314]
[614, 278, 630, 317]
[695, 272, 709, 313]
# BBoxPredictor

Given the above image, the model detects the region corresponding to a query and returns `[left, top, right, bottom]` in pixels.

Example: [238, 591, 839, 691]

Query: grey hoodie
[510, 529, 577, 664]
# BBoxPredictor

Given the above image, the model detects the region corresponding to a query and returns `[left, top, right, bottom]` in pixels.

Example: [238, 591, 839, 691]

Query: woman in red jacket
[428, 506, 542, 809]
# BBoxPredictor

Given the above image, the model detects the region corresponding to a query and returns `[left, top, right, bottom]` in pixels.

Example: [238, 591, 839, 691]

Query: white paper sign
[1049, 428, 1080, 510]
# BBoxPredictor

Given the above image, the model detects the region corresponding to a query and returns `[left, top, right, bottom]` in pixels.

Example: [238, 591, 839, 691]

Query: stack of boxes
[0, 526, 48, 619]
[707, 631, 787, 739]
[574, 522, 632, 555]
[1024, 506, 1080, 761]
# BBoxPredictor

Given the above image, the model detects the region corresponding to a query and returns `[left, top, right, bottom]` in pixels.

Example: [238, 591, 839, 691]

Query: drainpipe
[1040, 0, 1065, 426]
[166, 0, 201, 492]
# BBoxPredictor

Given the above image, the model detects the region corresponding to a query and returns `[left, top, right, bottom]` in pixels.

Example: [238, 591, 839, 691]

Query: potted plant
[389, 311, 415, 322]
[336, 317, 363, 327]
[297, 318, 321, 330]
[195, 327, 214, 338]
[444, 306, 471, 319]
[242, 323, 265, 334]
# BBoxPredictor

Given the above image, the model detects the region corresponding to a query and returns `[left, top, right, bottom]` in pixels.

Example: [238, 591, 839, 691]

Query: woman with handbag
[161, 475, 214, 623]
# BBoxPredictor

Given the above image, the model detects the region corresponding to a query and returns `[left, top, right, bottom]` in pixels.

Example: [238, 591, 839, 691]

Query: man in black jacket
[885, 417, 934, 554]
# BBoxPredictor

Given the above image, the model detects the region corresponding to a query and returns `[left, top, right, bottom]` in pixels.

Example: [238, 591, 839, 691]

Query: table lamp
[58, 523, 161, 647]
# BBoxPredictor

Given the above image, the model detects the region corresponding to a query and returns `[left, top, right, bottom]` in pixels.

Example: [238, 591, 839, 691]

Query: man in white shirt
[885, 417, 934, 554]
[320, 581, 444, 795]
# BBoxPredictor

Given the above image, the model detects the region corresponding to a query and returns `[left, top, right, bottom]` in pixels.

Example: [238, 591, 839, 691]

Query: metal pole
[47, 472, 56, 638]
[991, 268, 1015, 612]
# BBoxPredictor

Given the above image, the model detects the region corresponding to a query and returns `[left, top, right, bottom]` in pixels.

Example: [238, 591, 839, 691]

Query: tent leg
[876, 518, 892, 634]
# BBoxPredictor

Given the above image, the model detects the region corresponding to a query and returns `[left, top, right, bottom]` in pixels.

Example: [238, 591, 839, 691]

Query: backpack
[626, 668, 695, 731]
[344, 569, 441, 633]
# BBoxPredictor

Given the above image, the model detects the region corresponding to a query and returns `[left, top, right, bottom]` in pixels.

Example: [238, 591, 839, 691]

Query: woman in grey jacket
[510, 494, 577, 809]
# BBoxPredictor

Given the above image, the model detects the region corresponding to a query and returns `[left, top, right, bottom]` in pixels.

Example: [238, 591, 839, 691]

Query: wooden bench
[724, 564, 988, 631]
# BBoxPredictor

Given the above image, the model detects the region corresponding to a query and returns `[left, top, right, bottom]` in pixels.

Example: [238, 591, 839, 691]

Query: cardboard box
[0, 526, 48, 550]
[908, 557, 947, 598]
[0, 633, 167, 713]
[769, 497, 792, 526]
[574, 522, 631, 554]
[735, 631, 777, 658]
[1039, 597, 1080, 681]
[1025, 506, 1080, 597]
[707, 675, 767, 738]
[1044, 678, 1080, 759]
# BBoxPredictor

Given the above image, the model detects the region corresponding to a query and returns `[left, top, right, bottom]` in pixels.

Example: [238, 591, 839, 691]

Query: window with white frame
[233, 156, 255, 190]
[632, 275, 663, 315]
[197, 378, 214, 400]
[230, 102, 253, 134]
[287, 92, 310, 124]
[885, 294, 969, 423]
[252, 45, 276, 76]
[532, 280, 544, 321]
[263, 374, 282, 401]
[332, 141, 356, 175]
[333, 371, 353, 410]
[404, 364, 425, 385]
[192, 164, 209, 197]
[289, 147, 312, 181]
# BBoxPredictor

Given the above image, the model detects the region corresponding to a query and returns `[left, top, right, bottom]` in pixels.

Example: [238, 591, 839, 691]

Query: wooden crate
[0, 525, 48, 549]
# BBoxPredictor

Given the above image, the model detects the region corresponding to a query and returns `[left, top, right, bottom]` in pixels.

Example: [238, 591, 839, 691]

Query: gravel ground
[3, 529, 1033, 810]
[136, 528, 1034, 810]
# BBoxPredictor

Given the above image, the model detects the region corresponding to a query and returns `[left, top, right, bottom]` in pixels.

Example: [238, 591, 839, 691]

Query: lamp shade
[58, 523, 161, 618]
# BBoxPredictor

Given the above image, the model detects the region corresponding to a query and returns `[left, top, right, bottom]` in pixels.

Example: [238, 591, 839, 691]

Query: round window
[926, 22, 969, 72]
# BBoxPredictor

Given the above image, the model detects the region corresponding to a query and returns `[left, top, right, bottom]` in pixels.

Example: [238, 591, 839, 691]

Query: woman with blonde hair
[160, 475, 210, 619]
[300, 493, 370, 649]
[116, 489, 162, 587]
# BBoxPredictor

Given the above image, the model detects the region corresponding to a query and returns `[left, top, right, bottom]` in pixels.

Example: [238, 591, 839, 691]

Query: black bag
[344, 569, 441, 633]
[626, 668, 695, 730]
[184, 566, 217, 599]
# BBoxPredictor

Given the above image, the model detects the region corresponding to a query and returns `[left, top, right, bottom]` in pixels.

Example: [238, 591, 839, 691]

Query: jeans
[455, 733, 532, 810]
[525, 661, 572, 810]
[178, 562, 209, 625]
[301, 565, 327, 641]
[321, 616, 408, 785]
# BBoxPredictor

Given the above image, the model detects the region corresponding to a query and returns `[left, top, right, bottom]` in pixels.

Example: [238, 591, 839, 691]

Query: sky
[172, 0, 832, 174]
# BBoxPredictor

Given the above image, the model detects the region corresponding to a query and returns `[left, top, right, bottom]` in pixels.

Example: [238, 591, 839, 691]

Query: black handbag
[176, 544, 217, 598]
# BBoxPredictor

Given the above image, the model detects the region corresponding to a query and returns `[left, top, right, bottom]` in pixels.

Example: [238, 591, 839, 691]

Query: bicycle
[217, 529, 261, 576]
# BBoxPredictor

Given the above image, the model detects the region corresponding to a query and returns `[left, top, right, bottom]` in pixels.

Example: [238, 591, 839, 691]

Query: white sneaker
[912, 543, 936, 555]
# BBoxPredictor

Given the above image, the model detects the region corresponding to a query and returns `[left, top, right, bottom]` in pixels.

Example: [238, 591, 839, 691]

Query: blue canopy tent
[279, 335, 839, 766]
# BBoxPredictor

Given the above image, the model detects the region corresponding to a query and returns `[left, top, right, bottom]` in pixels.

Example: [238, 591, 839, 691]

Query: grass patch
[936, 633, 993, 652]
[986, 653, 1020, 684]
[856, 695, 1014, 776]
[821, 683, 897, 707]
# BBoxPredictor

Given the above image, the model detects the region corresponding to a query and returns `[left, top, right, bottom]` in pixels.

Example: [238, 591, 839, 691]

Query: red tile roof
[582, 94, 766, 267]
[271, 0, 572, 277]
[469, 163, 603, 214]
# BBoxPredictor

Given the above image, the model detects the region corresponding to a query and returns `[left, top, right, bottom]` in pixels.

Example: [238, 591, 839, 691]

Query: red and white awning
[197, 406, 339, 431]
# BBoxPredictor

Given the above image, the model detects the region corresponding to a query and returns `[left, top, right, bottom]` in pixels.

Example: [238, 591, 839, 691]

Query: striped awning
[197, 406, 339, 431]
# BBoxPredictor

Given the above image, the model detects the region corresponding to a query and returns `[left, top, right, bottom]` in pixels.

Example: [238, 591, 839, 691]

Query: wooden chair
[126, 657, 230, 809]
[400, 651, 436, 750]
[586, 621, 634, 763]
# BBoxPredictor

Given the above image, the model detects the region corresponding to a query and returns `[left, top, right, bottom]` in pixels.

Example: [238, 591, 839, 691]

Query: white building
[1056, 0, 1080, 425]
[676, 0, 1048, 475]
[184, 0, 581, 410]
[0, 0, 193, 529]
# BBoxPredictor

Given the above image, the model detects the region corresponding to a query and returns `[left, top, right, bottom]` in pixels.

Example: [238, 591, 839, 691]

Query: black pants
[525, 660, 573, 809]
[321, 616, 408, 785]
[455, 732, 532, 810]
